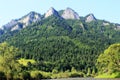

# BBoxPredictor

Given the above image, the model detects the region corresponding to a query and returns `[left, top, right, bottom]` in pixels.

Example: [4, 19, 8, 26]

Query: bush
[115, 73, 120, 78]
[52, 69, 58, 74]
[69, 72, 84, 77]
[30, 71, 43, 79]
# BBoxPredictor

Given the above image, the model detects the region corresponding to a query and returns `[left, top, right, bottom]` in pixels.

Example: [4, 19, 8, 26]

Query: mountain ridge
[45, 7, 60, 18]
[0, 7, 120, 76]
[62, 7, 80, 20]
[0, 7, 120, 34]
[85, 13, 96, 22]
[2, 11, 41, 31]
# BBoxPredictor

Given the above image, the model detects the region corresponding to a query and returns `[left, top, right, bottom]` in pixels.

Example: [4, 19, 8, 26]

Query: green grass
[18, 58, 36, 66]
[29, 70, 85, 79]
[95, 72, 120, 78]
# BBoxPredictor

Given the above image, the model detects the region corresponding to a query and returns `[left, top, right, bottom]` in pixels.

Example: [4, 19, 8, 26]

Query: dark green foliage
[0, 15, 120, 78]
[0, 71, 6, 79]
[19, 71, 31, 80]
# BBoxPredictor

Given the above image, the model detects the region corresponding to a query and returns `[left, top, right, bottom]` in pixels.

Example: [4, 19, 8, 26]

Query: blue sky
[0, 0, 120, 27]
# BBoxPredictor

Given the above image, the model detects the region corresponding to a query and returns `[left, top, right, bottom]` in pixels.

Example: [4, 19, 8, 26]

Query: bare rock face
[62, 8, 80, 20]
[19, 11, 41, 27]
[85, 14, 96, 22]
[114, 25, 120, 30]
[45, 7, 59, 18]
[2, 19, 18, 30]
[2, 11, 41, 31]
[117, 26, 120, 29]
[11, 23, 23, 31]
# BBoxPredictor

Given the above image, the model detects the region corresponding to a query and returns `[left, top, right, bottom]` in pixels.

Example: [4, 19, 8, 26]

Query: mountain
[0, 7, 120, 75]
[45, 7, 60, 18]
[2, 19, 18, 30]
[62, 7, 80, 19]
[85, 13, 96, 22]
[2, 11, 41, 31]
[18, 11, 41, 27]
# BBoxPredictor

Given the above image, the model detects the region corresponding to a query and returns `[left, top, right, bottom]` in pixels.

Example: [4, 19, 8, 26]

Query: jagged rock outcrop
[11, 23, 23, 31]
[117, 26, 120, 29]
[2, 11, 41, 31]
[62, 7, 80, 20]
[85, 14, 96, 22]
[2, 19, 18, 30]
[45, 7, 59, 18]
[116, 25, 120, 30]
[1, 7, 120, 33]
[19, 11, 41, 27]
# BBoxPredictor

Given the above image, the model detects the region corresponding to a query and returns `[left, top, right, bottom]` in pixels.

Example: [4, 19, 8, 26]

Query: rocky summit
[45, 7, 59, 18]
[2, 11, 41, 31]
[85, 14, 96, 22]
[1, 7, 120, 33]
[2, 19, 18, 30]
[62, 7, 80, 20]
[18, 11, 41, 27]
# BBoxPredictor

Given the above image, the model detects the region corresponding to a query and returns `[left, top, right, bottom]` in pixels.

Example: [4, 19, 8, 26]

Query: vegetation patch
[18, 58, 36, 66]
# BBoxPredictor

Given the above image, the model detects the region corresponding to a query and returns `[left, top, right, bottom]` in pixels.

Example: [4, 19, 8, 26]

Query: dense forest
[0, 14, 120, 79]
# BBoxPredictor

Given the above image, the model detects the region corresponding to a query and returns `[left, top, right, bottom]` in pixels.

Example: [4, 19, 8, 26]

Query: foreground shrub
[69, 72, 84, 77]
[30, 71, 43, 79]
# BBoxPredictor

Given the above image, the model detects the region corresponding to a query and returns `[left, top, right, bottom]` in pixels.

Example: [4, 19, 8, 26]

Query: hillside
[0, 7, 120, 79]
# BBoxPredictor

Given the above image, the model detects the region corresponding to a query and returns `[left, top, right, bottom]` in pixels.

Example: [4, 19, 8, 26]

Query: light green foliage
[87, 68, 91, 76]
[0, 42, 23, 79]
[96, 43, 120, 77]
[95, 72, 120, 78]
[30, 71, 42, 79]
[0, 42, 21, 74]
[52, 69, 58, 74]
[71, 67, 77, 73]
[18, 58, 36, 66]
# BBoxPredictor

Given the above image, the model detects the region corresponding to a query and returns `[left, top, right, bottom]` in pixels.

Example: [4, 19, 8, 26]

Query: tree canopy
[0, 42, 22, 79]
[96, 43, 120, 74]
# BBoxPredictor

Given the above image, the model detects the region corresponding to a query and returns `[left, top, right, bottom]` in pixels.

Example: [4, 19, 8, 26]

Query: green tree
[0, 42, 22, 76]
[96, 43, 120, 74]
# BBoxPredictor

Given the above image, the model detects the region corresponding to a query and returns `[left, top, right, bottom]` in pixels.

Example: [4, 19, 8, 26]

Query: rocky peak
[19, 11, 41, 26]
[45, 7, 59, 18]
[62, 7, 80, 20]
[11, 23, 23, 31]
[117, 26, 120, 29]
[2, 19, 18, 30]
[85, 14, 96, 22]
[115, 24, 120, 30]
[2, 11, 41, 31]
